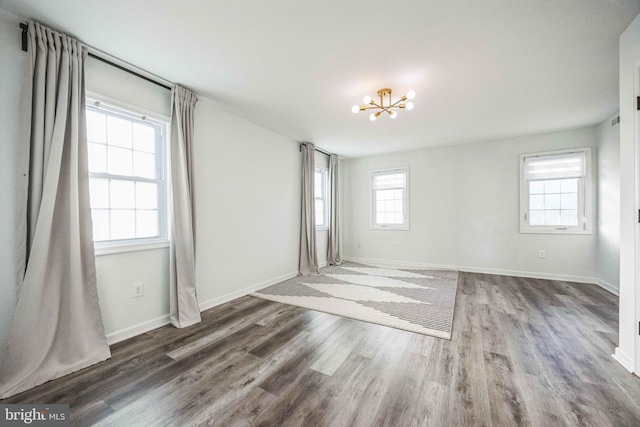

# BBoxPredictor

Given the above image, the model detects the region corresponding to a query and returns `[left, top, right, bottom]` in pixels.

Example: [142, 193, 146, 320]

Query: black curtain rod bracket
[20, 23, 28, 52]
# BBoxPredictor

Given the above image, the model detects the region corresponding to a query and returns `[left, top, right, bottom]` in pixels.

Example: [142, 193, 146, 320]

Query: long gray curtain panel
[169, 85, 201, 328]
[327, 154, 342, 265]
[0, 22, 111, 398]
[299, 143, 319, 276]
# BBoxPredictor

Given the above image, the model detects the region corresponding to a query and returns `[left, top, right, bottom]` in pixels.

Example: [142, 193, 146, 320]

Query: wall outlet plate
[133, 282, 144, 298]
[538, 250, 546, 259]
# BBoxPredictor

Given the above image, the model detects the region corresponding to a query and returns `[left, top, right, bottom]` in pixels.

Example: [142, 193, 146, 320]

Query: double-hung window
[520, 148, 591, 234]
[315, 168, 328, 229]
[86, 99, 168, 251]
[370, 167, 409, 230]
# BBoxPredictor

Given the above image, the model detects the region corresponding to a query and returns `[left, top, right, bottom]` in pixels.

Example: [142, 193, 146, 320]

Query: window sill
[316, 226, 329, 232]
[370, 225, 410, 231]
[95, 240, 170, 256]
[520, 228, 592, 235]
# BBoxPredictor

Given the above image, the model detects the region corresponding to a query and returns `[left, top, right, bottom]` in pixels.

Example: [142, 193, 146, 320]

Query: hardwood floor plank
[208, 387, 278, 427]
[253, 369, 329, 427]
[515, 372, 568, 427]
[448, 293, 492, 427]
[70, 400, 115, 427]
[478, 303, 509, 355]
[554, 294, 616, 334]
[166, 302, 287, 360]
[483, 351, 531, 426]
[373, 351, 451, 426]
[309, 319, 369, 376]
[353, 323, 390, 358]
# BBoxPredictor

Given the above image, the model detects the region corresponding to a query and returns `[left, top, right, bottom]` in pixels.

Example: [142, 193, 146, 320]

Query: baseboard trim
[106, 270, 298, 345]
[106, 314, 171, 345]
[198, 270, 299, 312]
[342, 256, 610, 289]
[596, 279, 619, 296]
[613, 347, 635, 373]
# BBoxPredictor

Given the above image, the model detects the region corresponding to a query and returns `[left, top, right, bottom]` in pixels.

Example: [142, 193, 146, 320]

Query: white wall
[596, 114, 621, 294]
[617, 13, 640, 373]
[0, 11, 28, 360]
[343, 126, 598, 283]
[193, 98, 300, 306]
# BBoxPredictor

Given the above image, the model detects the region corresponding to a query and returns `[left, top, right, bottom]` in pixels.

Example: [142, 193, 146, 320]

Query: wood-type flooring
[2, 272, 639, 426]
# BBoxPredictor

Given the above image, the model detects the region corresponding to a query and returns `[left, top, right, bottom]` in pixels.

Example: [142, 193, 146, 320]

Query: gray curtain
[169, 85, 201, 328]
[299, 143, 319, 275]
[0, 22, 111, 399]
[327, 154, 342, 265]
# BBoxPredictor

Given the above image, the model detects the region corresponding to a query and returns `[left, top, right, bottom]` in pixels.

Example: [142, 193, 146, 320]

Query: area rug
[250, 262, 459, 339]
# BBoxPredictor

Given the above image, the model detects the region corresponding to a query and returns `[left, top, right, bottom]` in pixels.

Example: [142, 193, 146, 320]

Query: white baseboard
[106, 314, 171, 345]
[106, 270, 298, 345]
[613, 347, 635, 373]
[342, 256, 615, 292]
[198, 270, 298, 312]
[596, 279, 620, 296]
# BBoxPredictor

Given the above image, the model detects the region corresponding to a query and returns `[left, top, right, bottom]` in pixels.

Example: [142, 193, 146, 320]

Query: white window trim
[95, 240, 170, 256]
[369, 166, 410, 231]
[315, 167, 329, 231]
[519, 147, 592, 235]
[86, 95, 171, 253]
[86, 91, 171, 123]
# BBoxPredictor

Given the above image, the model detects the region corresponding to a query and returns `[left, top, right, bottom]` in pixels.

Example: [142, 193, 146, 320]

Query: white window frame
[86, 95, 170, 255]
[370, 166, 410, 230]
[519, 147, 592, 235]
[315, 167, 329, 230]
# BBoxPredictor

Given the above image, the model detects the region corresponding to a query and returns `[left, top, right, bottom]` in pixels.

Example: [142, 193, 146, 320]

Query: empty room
[2, 1, 640, 425]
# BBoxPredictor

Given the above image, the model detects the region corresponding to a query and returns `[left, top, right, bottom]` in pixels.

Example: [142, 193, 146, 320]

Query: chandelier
[351, 88, 415, 121]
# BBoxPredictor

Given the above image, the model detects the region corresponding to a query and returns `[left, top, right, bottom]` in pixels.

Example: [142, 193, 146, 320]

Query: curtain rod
[19, 22, 172, 91]
[87, 54, 172, 91]
[300, 143, 332, 156]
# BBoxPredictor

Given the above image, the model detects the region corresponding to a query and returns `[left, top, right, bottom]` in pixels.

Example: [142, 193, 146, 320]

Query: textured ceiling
[1, 0, 638, 157]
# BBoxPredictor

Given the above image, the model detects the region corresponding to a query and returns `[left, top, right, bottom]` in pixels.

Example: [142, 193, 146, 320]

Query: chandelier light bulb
[369, 112, 377, 121]
[389, 111, 398, 119]
[405, 101, 414, 111]
[352, 105, 360, 114]
[406, 90, 416, 100]
[363, 95, 372, 104]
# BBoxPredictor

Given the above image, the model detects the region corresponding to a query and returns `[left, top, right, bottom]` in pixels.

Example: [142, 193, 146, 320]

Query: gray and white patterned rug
[250, 262, 459, 339]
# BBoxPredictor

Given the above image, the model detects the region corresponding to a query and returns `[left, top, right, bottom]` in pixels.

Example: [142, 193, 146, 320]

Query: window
[86, 99, 168, 250]
[315, 168, 328, 229]
[520, 148, 591, 234]
[370, 167, 409, 230]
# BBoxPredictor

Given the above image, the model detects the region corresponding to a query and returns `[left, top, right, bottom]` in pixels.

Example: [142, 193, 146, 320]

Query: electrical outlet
[538, 250, 546, 259]
[358, 242, 361, 248]
[133, 282, 144, 298]
[393, 242, 398, 250]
